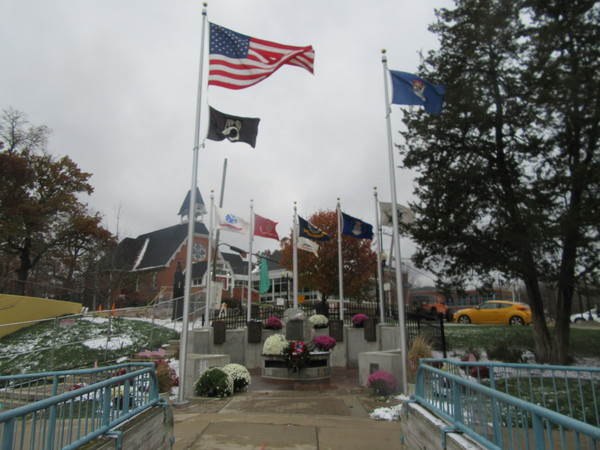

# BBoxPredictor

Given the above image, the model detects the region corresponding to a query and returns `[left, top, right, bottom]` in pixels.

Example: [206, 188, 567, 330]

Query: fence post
[439, 314, 447, 358]
[50, 316, 59, 369]
[106, 315, 112, 362]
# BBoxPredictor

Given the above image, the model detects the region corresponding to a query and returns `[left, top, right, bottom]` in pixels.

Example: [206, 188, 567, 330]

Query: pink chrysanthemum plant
[263, 316, 283, 330]
[366, 370, 397, 396]
[351, 313, 369, 328]
[313, 335, 336, 352]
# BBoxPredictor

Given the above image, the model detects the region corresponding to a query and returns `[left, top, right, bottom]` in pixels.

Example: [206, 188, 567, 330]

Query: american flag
[209, 23, 314, 90]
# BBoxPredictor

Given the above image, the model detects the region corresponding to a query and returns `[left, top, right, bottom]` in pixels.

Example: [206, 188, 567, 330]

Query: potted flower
[366, 370, 397, 396]
[313, 335, 336, 352]
[262, 334, 288, 355]
[309, 314, 329, 329]
[263, 316, 283, 330]
[222, 363, 252, 392]
[194, 367, 233, 398]
[351, 313, 369, 328]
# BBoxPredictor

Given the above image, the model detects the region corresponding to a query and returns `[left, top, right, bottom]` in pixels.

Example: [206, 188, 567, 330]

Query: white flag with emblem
[379, 201, 415, 227]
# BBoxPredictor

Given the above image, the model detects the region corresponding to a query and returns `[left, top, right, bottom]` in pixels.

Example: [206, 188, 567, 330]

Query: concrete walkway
[171, 368, 404, 450]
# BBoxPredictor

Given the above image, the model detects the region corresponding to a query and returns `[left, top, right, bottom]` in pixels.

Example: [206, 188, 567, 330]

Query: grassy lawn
[443, 324, 600, 359]
[0, 317, 179, 375]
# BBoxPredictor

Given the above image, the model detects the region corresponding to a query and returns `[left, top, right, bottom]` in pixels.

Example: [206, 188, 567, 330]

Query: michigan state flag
[389, 70, 445, 115]
[207, 106, 260, 148]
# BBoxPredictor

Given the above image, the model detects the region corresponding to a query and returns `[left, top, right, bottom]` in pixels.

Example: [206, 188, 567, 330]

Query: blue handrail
[414, 359, 600, 449]
[0, 363, 163, 449]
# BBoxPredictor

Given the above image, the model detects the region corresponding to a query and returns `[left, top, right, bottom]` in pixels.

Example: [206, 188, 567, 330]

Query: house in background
[104, 188, 260, 309]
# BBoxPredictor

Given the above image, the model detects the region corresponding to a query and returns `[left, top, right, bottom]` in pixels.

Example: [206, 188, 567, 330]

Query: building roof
[191, 261, 208, 279]
[116, 222, 209, 272]
[178, 187, 207, 218]
[221, 252, 248, 275]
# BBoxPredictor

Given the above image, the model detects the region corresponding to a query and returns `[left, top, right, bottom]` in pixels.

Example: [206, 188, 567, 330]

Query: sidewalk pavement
[171, 368, 404, 450]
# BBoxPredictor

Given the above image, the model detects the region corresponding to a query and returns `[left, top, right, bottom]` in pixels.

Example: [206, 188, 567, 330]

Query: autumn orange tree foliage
[278, 210, 377, 313]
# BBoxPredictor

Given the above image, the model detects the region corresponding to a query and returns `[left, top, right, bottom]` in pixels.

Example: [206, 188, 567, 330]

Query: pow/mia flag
[207, 106, 260, 148]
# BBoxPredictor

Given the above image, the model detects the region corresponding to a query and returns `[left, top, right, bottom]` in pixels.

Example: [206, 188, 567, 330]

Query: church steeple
[178, 187, 207, 223]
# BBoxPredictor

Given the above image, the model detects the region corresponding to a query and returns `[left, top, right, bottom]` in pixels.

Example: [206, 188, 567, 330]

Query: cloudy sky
[0, 0, 450, 270]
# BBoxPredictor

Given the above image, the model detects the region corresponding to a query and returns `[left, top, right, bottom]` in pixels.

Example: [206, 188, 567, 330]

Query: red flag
[209, 23, 315, 90]
[254, 213, 280, 241]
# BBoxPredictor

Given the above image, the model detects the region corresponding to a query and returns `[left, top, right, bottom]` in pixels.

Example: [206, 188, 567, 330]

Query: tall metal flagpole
[211, 159, 228, 283]
[246, 199, 254, 322]
[204, 191, 214, 328]
[292, 203, 299, 308]
[336, 198, 345, 321]
[374, 187, 385, 324]
[381, 49, 408, 394]
[177, 2, 208, 404]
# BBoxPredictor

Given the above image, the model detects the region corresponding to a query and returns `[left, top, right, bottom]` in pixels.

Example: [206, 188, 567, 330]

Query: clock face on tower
[192, 242, 206, 261]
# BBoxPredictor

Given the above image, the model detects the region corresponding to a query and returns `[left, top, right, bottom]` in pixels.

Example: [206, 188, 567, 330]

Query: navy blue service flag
[389, 70, 446, 115]
[207, 107, 260, 148]
[341, 212, 374, 240]
[298, 216, 331, 242]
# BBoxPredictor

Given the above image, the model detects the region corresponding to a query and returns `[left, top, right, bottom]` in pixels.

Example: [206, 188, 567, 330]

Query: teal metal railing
[414, 359, 600, 449]
[0, 363, 162, 449]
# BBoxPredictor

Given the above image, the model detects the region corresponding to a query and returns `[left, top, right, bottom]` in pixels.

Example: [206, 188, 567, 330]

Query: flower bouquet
[284, 340, 311, 372]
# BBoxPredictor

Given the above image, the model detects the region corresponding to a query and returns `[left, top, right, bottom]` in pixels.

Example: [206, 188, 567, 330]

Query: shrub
[313, 335, 336, 351]
[262, 334, 288, 355]
[194, 367, 233, 398]
[155, 360, 178, 393]
[366, 370, 397, 396]
[351, 313, 369, 327]
[309, 314, 329, 328]
[263, 316, 283, 330]
[485, 341, 524, 363]
[407, 334, 432, 383]
[222, 363, 252, 392]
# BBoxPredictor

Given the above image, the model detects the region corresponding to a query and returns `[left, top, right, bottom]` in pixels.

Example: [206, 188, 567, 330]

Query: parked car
[570, 308, 600, 323]
[452, 300, 532, 326]
[417, 300, 451, 320]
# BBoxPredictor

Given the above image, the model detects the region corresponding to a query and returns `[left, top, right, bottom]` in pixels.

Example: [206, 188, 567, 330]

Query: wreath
[283, 340, 311, 372]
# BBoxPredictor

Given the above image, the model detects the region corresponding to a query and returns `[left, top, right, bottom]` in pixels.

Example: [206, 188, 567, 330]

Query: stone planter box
[261, 352, 331, 380]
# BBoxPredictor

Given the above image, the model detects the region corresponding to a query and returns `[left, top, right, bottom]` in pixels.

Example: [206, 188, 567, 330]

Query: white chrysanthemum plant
[222, 363, 252, 392]
[262, 334, 289, 355]
[309, 314, 329, 329]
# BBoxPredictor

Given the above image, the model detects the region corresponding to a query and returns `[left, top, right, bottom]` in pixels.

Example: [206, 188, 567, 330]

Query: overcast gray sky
[0, 0, 449, 268]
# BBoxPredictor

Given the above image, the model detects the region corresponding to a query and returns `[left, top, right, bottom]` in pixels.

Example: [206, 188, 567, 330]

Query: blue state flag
[389, 70, 446, 115]
[341, 212, 374, 240]
[298, 216, 331, 242]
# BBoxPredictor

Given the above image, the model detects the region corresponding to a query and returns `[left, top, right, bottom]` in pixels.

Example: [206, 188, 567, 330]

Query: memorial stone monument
[283, 308, 311, 342]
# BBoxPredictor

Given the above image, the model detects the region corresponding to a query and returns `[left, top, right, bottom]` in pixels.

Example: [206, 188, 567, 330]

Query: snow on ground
[83, 336, 133, 350]
[370, 394, 411, 421]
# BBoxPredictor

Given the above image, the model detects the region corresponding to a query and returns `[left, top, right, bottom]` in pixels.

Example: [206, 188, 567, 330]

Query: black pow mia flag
[207, 106, 260, 148]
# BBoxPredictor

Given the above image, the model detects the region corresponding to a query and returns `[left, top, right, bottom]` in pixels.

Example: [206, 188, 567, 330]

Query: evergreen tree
[400, 0, 599, 363]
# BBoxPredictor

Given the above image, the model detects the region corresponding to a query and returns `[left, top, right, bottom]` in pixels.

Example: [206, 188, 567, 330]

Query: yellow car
[452, 300, 532, 325]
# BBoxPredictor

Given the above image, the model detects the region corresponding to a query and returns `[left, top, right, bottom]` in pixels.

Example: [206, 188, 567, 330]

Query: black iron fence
[210, 302, 447, 357]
